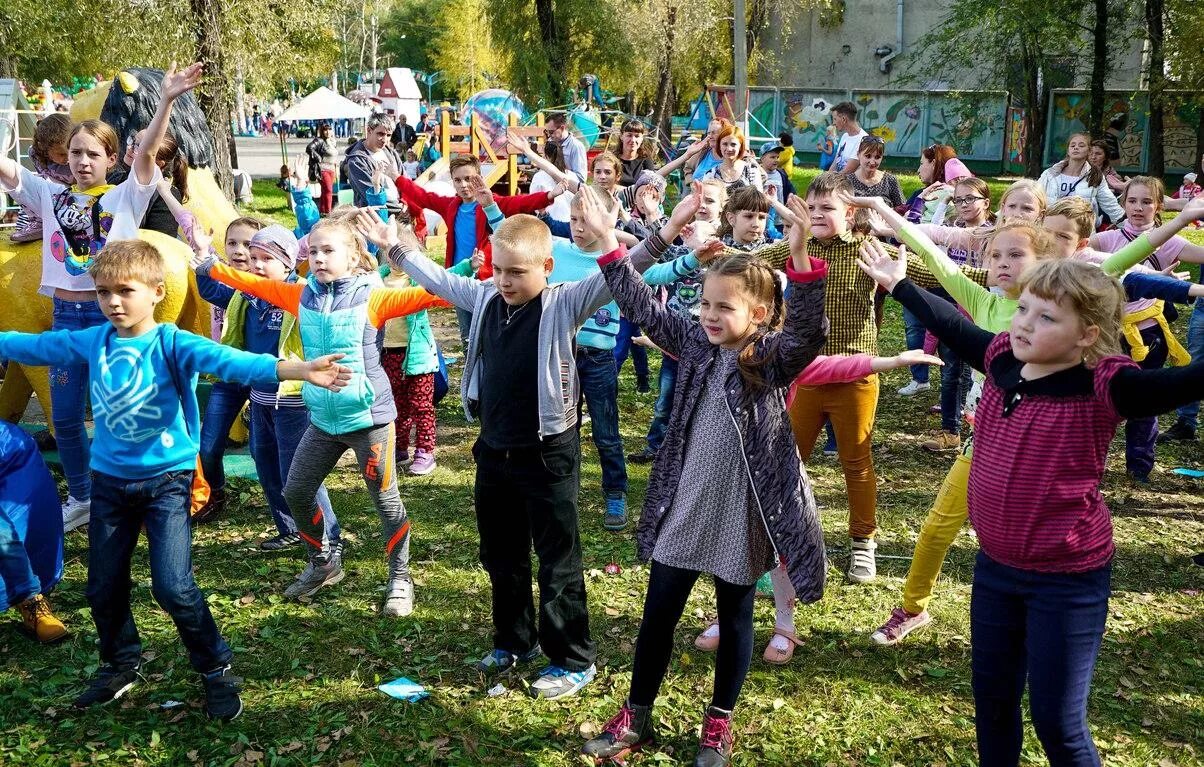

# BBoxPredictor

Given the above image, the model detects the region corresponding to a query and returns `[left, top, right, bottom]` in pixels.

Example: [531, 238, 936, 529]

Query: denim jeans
[613, 318, 649, 381]
[197, 383, 250, 493]
[1122, 327, 1168, 477]
[455, 307, 473, 349]
[1175, 297, 1204, 428]
[645, 355, 678, 452]
[576, 346, 627, 496]
[938, 343, 973, 433]
[971, 552, 1109, 767]
[51, 298, 109, 500]
[86, 470, 232, 673]
[250, 402, 340, 539]
[901, 305, 929, 384]
[0, 511, 40, 609]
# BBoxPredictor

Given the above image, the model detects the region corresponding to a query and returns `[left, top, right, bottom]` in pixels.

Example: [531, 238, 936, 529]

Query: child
[717, 185, 771, 250]
[362, 190, 653, 699]
[1173, 170, 1202, 204]
[0, 240, 350, 719]
[776, 130, 795, 170]
[580, 193, 828, 766]
[860, 250, 1204, 767]
[0, 63, 202, 533]
[997, 179, 1047, 222]
[10, 113, 73, 243]
[116, 129, 190, 238]
[855, 194, 1204, 646]
[817, 124, 837, 172]
[193, 225, 343, 549]
[849, 135, 904, 209]
[1037, 132, 1125, 223]
[759, 143, 795, 237]
[193, 218, 449, 616]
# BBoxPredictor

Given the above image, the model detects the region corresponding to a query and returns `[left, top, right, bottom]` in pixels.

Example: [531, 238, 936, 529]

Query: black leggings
[629, 560, 757, 711]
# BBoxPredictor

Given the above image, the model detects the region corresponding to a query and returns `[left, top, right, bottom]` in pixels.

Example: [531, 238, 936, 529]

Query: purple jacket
[598, 244, 831, 602]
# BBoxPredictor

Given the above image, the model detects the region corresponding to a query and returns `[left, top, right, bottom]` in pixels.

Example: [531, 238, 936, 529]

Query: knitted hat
[250, 224, 300, 270]
[630, 169, 666, 199]
[1185, 172, 1198, 185]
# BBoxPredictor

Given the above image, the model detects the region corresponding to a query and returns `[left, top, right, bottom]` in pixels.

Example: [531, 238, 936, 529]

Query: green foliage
[379, 0, 451, 95]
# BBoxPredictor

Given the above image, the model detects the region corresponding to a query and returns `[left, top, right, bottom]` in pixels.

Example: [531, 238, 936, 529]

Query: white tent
[377, 68, 422, 124]
[278, 86, 370, 122]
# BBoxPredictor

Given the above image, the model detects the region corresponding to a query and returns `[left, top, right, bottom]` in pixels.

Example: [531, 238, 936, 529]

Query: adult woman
[697, 123, 765, 191]
[616, 119, 655, 187]
[1037, 132, 1125, 223]
[305, 123, 338, 215]
[1088, 139, 1126, 196]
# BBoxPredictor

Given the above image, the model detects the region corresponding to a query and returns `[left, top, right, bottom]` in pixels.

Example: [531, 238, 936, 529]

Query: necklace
[504, 299, 531, 325]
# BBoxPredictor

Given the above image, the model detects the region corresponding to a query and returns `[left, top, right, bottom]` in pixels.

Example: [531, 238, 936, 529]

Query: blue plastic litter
[1172, 468, 1204, 478]
[377, 677, 429, 702]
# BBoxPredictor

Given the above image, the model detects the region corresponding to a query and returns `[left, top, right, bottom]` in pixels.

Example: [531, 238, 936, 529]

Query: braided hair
[702, 253, 785, 389]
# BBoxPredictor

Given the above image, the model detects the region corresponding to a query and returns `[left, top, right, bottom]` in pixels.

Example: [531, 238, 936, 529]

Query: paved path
[234, 135, 316, 179]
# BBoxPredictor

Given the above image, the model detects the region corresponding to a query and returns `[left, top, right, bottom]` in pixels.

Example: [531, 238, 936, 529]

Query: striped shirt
[968, 334, 1134, 573]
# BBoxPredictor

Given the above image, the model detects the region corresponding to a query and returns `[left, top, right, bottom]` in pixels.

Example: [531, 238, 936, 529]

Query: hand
[631, 334, 655, 349]
[856, 239, 908, 292]
[577, 184, 620, 251]
[687, 139, 710, 157]
[919, 182, 948, 200]
[849, 195, 887, 211]
[467, 175, 495, 208]
[865, 208, 889, 237]
[160, 62, 204, 101]
[1180, 195, 1204, 222]
[766, 183, 778, 199]
[470, 249, 485, 272]
[683, 220, 717, 251]
[353, 208, 398, 250]
[786, 194, 811, 250]
[1158, 260, 1188, 281]
[667, 181, 702, 229]
[371, 166, 391, 194]
[504, 127, 529, 155]
[695, 239, 726, 265]
[302, 354, 353, 392]
[548, 180, 568, 199]
[892, 349, 944, 369]
[190, 226, 213, 259]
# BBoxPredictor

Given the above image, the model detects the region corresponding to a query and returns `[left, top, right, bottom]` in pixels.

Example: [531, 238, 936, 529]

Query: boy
[0, 241, 351, 719]
[395, 154, 554, 346]
[830, 101, 867, 174]
[760, 143, 795, 238]
[776, 130, 796, 171]
[372, 188, 664, 700]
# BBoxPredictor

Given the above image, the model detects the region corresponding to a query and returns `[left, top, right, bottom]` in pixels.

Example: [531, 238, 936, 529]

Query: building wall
[763, 0, 1146, 93]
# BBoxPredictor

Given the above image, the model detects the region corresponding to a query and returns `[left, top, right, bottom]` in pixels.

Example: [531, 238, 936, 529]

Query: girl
[697, 123, 765, 191]
[305, 123, 338, 215]
[1087, 139, 1125, 196]
[117, 130, 190, 238]
[849, 135, 904, 209]
[616, 119, 655, 187]
[1089, 176, 1204, 479]
[11, 114, 73, 243]
[859, 249, 1204, 767]
[900, 143, 971, 225]
[997, 179, 1047, 222]
[0, 62, 202, 531]
[192, 217, 449, 616]
[716, 185, 770, 249]
[580, 194, 828, 766]
[402, 150, 420, 180]
[528, 141, 574, 224]
[855, 194, 1204, 647]
[1037, 132, 1125, 223]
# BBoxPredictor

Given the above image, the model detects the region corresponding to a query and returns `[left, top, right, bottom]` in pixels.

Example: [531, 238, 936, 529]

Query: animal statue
[0, 68, 239, 426]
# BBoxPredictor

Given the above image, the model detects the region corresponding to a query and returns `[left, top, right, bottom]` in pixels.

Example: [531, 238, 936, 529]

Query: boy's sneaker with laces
[604, 494, 627, 531]
[202, 665, 244, 721]
[62, 496, 90, 533]
[870, 607, 932, 646]
[581, 699, 654, 762]
[381, 576, 414, 617]
[922, 430, 961, 453]
[474, 645, 543, 676]
[897, 380, 931, 397]
[694, 706, 735, 767]
[846, 538, 877, 583]
[283, 556, 345, 599]
[16, 594, 68, 644]
[73, 664, 142, 709]
[530, 663, 596, 699]
[1158, 420, 1197, 442]
[258, 532, 302, 551]
[408, 450, 436, 476]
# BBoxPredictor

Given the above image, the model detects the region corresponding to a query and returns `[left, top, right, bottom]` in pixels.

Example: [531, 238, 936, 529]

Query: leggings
[283, 423, 409, 581]
[629, 560, 756, 711]
[382, 350, 436, 453]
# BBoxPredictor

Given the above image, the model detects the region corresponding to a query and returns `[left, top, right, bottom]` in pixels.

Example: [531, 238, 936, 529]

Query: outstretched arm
[505, 129, 580, 193]
[1111, 362, 1204, 419]
[356, 208, 485, 311]
[135, 62, 203, 186]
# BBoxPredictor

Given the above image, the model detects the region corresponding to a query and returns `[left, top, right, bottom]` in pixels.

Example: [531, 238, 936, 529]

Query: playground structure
[419, 109, 547, 195]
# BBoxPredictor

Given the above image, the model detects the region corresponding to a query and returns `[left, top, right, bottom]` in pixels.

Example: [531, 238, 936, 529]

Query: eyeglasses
[952, 195, 987, 205]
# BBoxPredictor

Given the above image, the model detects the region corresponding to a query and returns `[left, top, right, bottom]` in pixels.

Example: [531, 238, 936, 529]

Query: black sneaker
[202, 665, 244, 721]
[191, 488, 228, 526]
[628, 446, 658, 465]
[258, 532, 302, 551]
[73, 664, 142, 708]
[1158, 421, 1197, 443]
[473, 644, 542, 677]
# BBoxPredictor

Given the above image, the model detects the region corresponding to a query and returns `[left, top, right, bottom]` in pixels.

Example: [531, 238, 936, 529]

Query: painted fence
[1044, 89, 1201, 174]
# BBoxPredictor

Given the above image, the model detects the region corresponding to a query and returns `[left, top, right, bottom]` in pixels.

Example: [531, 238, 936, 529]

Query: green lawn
[0, 180, 1200, 766]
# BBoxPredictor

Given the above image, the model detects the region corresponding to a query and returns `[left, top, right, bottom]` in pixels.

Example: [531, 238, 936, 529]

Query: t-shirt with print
[549, 239, 619, 350]
[834, 129, 867, 172]
[4, 166, 160, 297]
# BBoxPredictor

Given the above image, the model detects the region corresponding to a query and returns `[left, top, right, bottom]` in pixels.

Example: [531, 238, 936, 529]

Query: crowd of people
[2, 70, 1204, 767]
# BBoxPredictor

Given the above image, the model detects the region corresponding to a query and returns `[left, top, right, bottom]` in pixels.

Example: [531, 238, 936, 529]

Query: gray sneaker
[846, 538, 877, 584]
[283, 557, 345, 599]
[530, 663, 596, 699]
[382, 577, 414, 617]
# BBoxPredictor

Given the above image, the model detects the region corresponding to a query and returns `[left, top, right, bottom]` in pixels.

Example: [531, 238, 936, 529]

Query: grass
[1, 179, 1201, 767]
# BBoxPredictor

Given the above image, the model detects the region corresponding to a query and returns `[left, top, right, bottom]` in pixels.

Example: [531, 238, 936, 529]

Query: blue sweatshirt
[0, 324, 280, 480]
[197, 270, 293, 396]
[550, 239, 619, 350]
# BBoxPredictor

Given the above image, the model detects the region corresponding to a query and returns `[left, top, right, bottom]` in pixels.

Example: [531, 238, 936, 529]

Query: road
[233, 135, 320, 179]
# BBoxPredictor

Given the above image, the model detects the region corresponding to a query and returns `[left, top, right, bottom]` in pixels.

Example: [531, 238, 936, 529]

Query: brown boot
[16, 594, 68, 644]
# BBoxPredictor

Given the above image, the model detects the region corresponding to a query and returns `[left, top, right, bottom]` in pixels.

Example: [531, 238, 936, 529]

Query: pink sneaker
[870, 607, 932, 646]
[408, 450, 436, 476]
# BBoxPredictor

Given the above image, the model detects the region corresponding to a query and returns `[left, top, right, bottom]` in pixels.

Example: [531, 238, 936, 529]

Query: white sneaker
[897, 380, 931, 396]
[62, 496, 91, 532]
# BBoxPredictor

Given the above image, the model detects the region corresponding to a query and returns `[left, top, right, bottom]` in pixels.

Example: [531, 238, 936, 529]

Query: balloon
[462, 89, 528, 155]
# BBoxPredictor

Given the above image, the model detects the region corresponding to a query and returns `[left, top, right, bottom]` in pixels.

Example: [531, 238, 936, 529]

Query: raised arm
[0, 329, 91, 368]
[1100, 197, 1204, 272]
[1111, 361, 1204, 419]
[657, 139, 711, 179]
[505, 129, 579, 193]
[357, 209, 485, 311]
[135, 62, 203, 186]
[192, 252, 304, 315]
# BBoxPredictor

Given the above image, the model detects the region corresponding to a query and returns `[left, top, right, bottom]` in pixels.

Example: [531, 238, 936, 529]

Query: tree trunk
[1146, 0, 1165, 177]
[652, 4, 677, 150]
[1088, 0, 1109, 135]
[1196, 102, 1204, 177]
[190, 0, 235, 198]
[1022, 40, 1047, 177]
[533, 0, 563, 100]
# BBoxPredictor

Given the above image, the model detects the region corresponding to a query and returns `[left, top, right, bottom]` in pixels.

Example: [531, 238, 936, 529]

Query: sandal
[762, 627, 803, 665]
[693, 621, 720, 652]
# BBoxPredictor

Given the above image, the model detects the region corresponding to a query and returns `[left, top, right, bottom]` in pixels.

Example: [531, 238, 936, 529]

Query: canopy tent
[277, 86, 371, 122]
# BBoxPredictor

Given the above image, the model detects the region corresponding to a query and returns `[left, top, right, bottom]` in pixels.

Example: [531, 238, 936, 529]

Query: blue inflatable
[0, 422, 63, 610]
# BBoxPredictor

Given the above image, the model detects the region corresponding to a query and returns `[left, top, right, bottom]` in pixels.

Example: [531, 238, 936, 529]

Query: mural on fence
[1045, 91, 1200, 173]
[1006, 107, 1027, 170]
[780, 90, 843, 158]
[926, 94, 1007, 161]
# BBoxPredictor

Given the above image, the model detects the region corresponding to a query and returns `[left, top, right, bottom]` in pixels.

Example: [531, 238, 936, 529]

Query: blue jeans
[645, 355, 678, 452]
[1176, 297, 1204, 428]
[901, 305, 929, 384]
[51, 298, 108, 500]
[576, 346, 627, 496]
[0, 511, 39, 609]
[613, 318, 649, 381]
[250, 402, 340, 538]
[86, 470, 232, 673]
[455, 307, 473, 348]
[972, 552, 1109, 767]
[939, 344, 972, 433]
[1122, 326, 1168, 477]
[197, 383, 250, 493]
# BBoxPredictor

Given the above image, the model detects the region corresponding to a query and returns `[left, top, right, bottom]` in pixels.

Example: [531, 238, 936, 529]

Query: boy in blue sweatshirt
[0, 240, 350, 720]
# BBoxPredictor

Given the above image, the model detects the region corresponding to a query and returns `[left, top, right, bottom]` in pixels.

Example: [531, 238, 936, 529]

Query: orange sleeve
[368, 286, 452, 327]
[207, 262, 304, 315]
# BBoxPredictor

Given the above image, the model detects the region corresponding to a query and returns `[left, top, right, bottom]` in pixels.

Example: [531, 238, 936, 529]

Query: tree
[379, 0, 450, 96]
[431, 0, 502, 99]
[1166, 0, 1204, 167]
[1086, 0, 1111, 136]
[1145, 0, 1166, 176]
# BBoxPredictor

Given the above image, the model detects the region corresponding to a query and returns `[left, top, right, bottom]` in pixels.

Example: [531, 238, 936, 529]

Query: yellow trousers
[901, 450, 971, 614]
